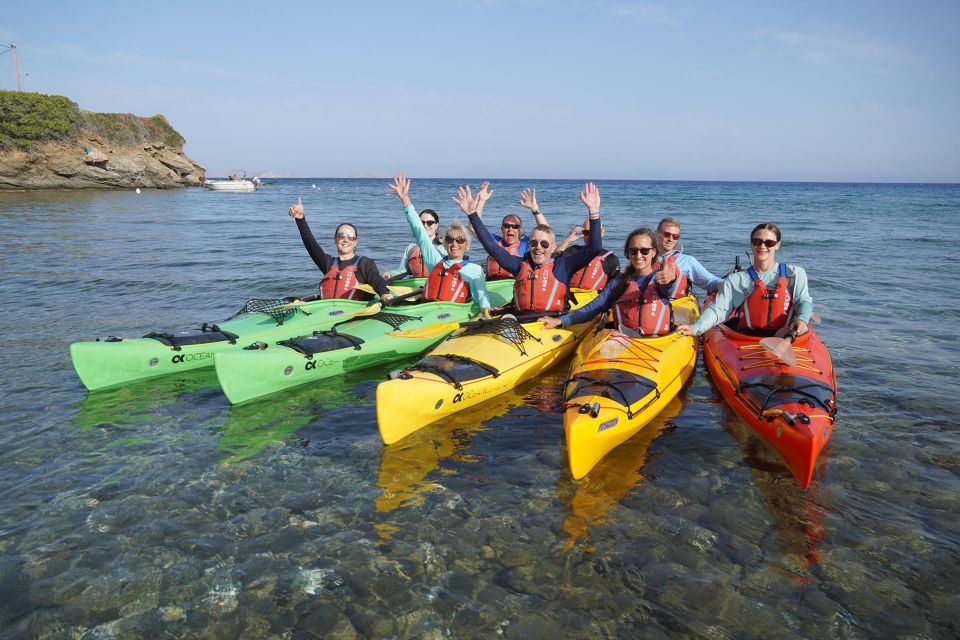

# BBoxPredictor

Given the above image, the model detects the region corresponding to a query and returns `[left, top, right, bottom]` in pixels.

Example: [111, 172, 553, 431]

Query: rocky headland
[0, 90, 204, 190]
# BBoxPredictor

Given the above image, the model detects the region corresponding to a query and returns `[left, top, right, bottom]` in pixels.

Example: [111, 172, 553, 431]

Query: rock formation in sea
[0, 90, 205, 190]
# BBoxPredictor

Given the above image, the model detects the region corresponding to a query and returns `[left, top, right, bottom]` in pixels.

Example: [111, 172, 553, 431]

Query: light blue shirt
[661, 249, 723, 295]
[691, 263, 813, 335]
[404, 204, 491, 309]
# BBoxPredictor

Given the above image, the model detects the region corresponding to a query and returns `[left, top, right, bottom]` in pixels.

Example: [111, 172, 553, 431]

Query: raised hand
[452, 185, 478, 215]
[580, 182, 600, 215]
[388, 173, 412, 207]
[476, 181, 494, 214]
[519, 187, 538, 212]
[288, 196, 304, 219]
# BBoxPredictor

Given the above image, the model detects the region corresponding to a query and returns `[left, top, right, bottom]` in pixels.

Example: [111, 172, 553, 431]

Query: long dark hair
[420, 209, 442, 245]
[612, 227, 659, 300]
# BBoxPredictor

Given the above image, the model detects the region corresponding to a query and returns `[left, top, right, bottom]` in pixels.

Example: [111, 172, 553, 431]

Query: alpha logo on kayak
[172, 352, 213, 364]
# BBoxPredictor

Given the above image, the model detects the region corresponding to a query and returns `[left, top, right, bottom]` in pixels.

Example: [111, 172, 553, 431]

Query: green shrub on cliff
[0, 89, 187, 151]
[0, 90, 83, 149]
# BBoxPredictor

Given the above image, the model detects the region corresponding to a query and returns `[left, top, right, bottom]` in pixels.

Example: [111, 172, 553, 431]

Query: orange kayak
[702, 322, 837, 489]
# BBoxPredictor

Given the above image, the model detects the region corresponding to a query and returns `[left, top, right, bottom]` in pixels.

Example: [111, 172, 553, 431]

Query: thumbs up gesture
[655, 255, 676, 284]
[288, 196, 304, 219]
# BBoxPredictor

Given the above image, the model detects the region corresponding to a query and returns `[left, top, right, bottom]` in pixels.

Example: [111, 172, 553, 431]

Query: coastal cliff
[0, 90, 205, 190]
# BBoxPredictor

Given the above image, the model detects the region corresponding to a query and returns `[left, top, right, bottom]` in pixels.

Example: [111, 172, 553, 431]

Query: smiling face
[626, 233, 658, 274]
[420, 214, 439, 240]
[750, 229, 780, 267]
[658, 222, 680, 254]
[501, 215, 522, 244]
[529, 228, 555, 266]
[443, 223, 469, 260]
[334, 223, 358, 257]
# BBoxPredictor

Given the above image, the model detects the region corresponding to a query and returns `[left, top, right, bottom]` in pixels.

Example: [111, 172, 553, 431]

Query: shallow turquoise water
[1, 179, 958, 638]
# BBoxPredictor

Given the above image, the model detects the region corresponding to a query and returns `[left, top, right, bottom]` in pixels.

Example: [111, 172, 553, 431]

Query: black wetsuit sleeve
[296, 217, 334, 272]
[469, 212, 523, 275]
[357, 257, 390, 296]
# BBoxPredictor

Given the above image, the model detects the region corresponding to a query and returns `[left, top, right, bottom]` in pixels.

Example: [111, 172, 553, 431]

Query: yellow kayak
[377, 289, 600, 445]
[562, 295, 700, 479]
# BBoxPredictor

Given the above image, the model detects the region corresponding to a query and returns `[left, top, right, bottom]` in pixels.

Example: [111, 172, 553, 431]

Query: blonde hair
[444, 219, 472, 252]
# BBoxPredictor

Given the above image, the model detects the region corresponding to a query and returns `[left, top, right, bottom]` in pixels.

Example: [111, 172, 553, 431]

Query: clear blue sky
[3, 1, 958, 182]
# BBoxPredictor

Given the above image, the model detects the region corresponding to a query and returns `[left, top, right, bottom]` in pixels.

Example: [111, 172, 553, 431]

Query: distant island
[0, 89, 204, 190]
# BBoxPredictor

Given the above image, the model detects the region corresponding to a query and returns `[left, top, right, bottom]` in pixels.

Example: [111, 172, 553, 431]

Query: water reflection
[556, 397, 683, 551]
[720, 406, 831, 575]
[373, 383, 534, 539]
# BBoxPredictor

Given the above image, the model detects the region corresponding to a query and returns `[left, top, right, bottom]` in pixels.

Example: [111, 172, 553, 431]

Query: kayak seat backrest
[738, 374, 836, 415]
[565, 369, 658, 409]
[277, 332, 365, 356]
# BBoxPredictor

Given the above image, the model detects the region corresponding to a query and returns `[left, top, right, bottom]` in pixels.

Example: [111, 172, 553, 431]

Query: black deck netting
[225, 298, 310, 326]
[402, 354, 500, 389]
[738, 373, 836, 416]
[458, 315, 542, 355]
[565, 368, 659, 417]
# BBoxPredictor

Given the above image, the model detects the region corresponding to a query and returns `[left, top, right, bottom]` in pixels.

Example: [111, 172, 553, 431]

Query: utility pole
[11, 44, 20, 91]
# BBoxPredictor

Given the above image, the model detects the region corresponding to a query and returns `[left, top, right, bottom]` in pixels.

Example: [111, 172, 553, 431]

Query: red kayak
[702, 321, 837, 489]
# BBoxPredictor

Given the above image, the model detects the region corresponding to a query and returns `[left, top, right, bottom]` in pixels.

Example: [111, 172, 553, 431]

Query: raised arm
[456, 184, 523, 275]
[558, 183, 604, 275]
[289, 196, 333, 272]
[520, 187, 549, 228]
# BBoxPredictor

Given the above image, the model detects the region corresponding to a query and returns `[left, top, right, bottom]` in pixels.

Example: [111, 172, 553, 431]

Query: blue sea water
[0, 179, 958, 638]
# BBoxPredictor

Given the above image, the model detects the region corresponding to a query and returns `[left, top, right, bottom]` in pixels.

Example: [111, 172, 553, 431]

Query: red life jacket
[740, 264, 792, 331]
[423, 260, 470, 303]
[319, 258, 365, 300]
[570, 251, 612, 291]
[612, 274, 673, 335]
[487, 240, 522, 279]
[514, 260, 567, 312]
[406, 244, 429, 278]
[654, 251, 689, 299]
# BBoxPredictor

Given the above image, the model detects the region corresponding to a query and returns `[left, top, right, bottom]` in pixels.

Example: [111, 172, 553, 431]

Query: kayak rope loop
[458, 316, 541, 356]
[564, 374, 660, 420]
[400, 354, 500, 390]
[225, 298, 311, 326]
[738, 344, 822, 374]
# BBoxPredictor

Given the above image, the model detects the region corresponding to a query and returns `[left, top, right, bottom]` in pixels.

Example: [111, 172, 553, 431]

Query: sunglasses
[335, 233, 357, 241]
[501, 222, 522, 230]
[445, 235, 467, 245]
[420, 219, 438, 227]
[530, 239, 551, 249]
[751, 238, 778, 248]
[661, 231, 680, 241]
[627, 246, 655, 257]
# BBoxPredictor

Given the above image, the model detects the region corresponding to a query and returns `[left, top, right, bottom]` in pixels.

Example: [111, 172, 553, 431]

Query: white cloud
[753, 28, 920, 65]
[610, 3, 688, 25]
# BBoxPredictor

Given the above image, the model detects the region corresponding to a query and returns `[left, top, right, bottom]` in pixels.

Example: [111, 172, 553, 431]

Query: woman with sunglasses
[388, 175, 492, 311]
[460, 181, 603, 313]
[677, 223, 812, 338]
[288, 196, 392, 301]
[654, 216, 722, 297]
[540, 228, 672, 334]
[482, 188, 549, 280]
[382, 207, 445, 279]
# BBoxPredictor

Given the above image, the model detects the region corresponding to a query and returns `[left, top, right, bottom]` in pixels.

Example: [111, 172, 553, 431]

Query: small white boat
[204, 171, 261, 191]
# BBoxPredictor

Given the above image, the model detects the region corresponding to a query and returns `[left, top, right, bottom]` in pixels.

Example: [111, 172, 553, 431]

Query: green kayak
[70, 278, 424, 391]
[214, 279, 515, 404]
